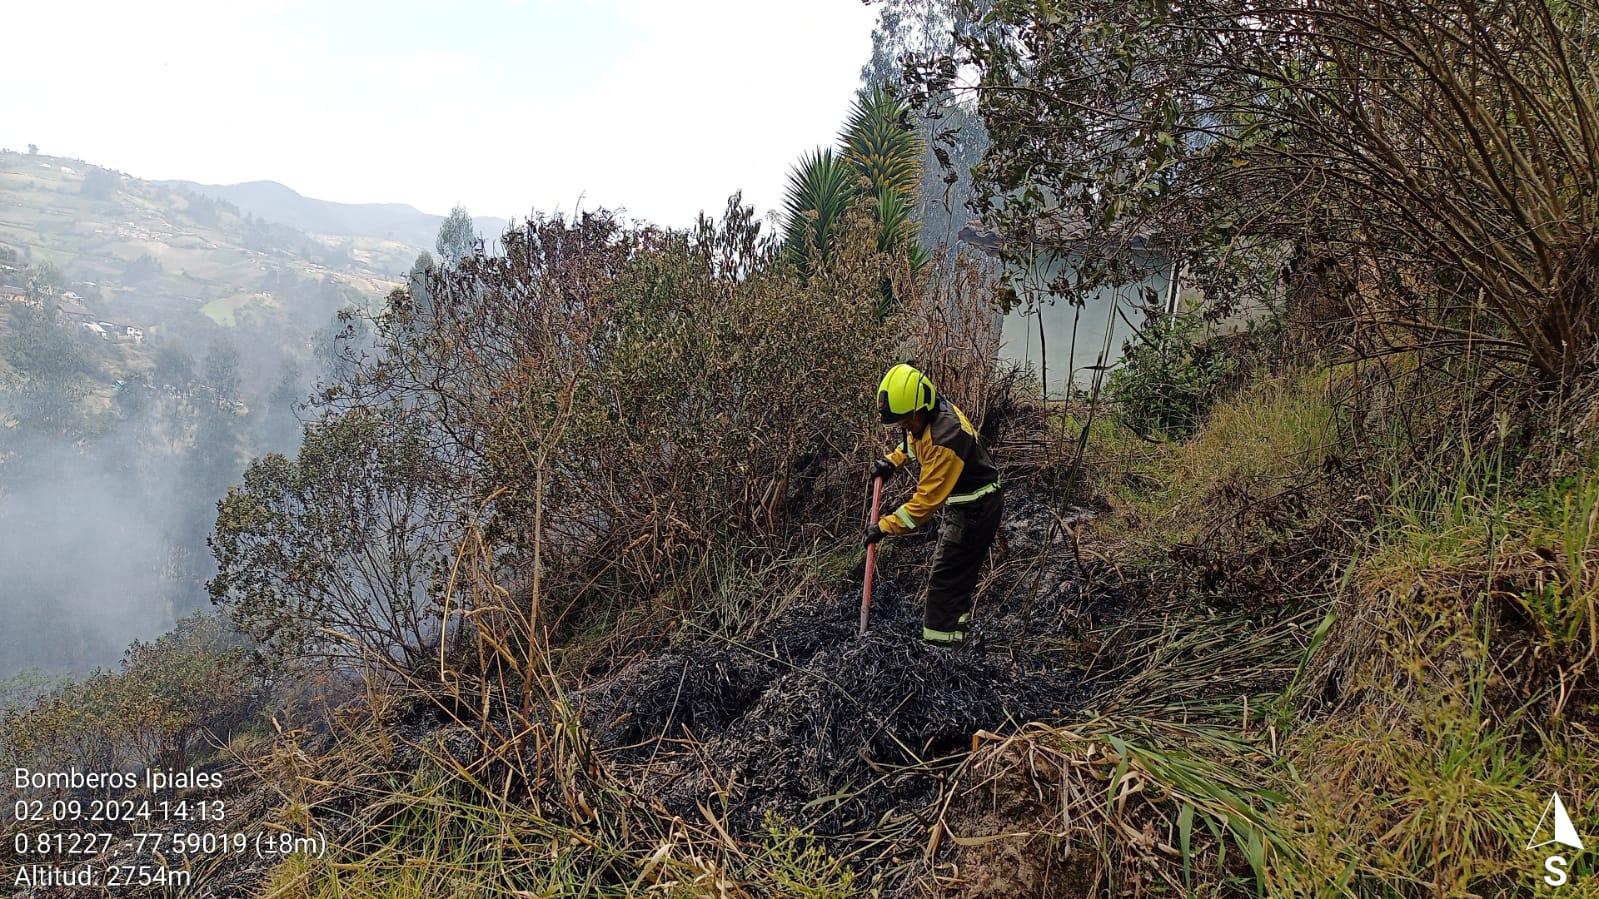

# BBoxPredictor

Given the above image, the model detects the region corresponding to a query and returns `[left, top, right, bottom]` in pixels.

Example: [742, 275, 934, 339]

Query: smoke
[0, 310, 344, 682]
[0, 443, 194, 676]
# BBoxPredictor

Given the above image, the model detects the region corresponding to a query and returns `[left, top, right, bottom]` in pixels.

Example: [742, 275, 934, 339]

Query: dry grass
[251, 501, 869, 899]
[934, 715, 1293, 898]
[927, 359, 1599, 897]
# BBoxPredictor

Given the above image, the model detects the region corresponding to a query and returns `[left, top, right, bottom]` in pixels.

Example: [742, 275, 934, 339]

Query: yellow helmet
[877, 363, 936, 424]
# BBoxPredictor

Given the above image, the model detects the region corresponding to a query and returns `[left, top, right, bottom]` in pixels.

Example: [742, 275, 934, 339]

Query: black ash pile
[575, 486, 1111, 840]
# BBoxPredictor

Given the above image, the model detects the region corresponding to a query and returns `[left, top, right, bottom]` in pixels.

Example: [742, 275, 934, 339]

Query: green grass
[200, 299, 238, 326]
[1255, 424, 1597, 895]
[981, 363, 1599, 897]
[1059, 367, 1338, 561]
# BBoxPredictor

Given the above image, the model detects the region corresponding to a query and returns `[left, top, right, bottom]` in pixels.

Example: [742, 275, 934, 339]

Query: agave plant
[840, 87, 921, 203]
[874, 186, 930, 270]
[782, 148, 858, 278]
[782, 88, 928, 283]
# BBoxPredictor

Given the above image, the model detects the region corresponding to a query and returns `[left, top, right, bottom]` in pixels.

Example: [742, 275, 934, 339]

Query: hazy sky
[5, 0, 879, 228]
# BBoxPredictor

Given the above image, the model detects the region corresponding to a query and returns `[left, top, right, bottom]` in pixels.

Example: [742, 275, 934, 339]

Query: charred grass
[240, 405, 1126, 898]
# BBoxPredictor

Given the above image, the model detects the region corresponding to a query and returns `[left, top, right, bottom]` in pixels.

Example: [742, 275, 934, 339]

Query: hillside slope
[0, 151, 403, 339]
[164, 179, 509, 253]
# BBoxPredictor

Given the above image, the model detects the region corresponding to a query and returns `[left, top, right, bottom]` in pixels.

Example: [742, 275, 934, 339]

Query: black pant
[926, 488, 1003, 637]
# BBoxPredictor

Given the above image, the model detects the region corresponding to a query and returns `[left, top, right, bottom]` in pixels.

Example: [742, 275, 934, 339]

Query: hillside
[163, 179, 509, 255]
[5, 1, 1599, 895]
[0, 150, 404, 341]
[0, 151, 417, 682]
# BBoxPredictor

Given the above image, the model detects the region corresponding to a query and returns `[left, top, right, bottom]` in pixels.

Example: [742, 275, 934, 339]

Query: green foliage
[0, 669, 73, 714]
[152, 339, 194, 388]
[299, 198, 913, 655]
[783, 88, 929, 279]
[1107, 313, 1232, 437]
[123, 252, 163, 285]
[0, 674, 124, 777]
[862, 0, 994, 250]
[921, 0, 1599, 393]
[434, 204, 477, 266]
[79, 166, 119, 201]
[1036, 344, 1599, 895]
[747, 812, 856, 898]
[1275, 459, 1599, 895]
[873, 186, 921, 264]
[201, 338, 242, 407]
[0, 301, 103, 438]
[782, 148, 858, 277]
[0, 301, 96, 382]
[839, 86, 920, 200]
[115, 614, 260, 769]
[184, 190, 224, 227]
[209, 405, 459, 665]
[405, 251, 434, 315]
[0, 613, 259, 777]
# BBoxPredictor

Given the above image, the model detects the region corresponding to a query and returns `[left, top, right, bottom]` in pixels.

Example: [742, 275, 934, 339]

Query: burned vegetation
[241, 410, 1124, 898]
[2, 200, 1145, 898]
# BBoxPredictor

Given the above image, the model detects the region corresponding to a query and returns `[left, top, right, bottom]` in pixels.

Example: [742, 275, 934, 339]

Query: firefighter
[864, 363, 1003, 646]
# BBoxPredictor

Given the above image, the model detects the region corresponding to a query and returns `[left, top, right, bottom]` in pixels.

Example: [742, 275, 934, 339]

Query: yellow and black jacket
[877, 397, 1000, 536]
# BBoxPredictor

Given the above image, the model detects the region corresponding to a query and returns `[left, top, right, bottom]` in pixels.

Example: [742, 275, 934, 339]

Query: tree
[862, 0, 995, 250]
[124, 253, 163, 285]
[26, 144, 37, 155]
[80, 167, 119, 201]
[312, 309, 372, 385]
[183, 191, 220, 227]
[406, 251, 435, 317]
[27, 262, 65, 297]
[258, 361, 305, 454]
[242, 214, 275, 253]
[152, 341, 195, 391]
[201, 339, 242, 409]
[188, 340, 242, 472]
[209, 405, 461, 665]
[0, 303, 97, 439]
[435, 205, 478, 266]
[916, 0, 1599, 390]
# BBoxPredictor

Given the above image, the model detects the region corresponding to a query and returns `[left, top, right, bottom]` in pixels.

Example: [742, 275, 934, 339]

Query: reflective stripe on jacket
[877, 397, 999, 536]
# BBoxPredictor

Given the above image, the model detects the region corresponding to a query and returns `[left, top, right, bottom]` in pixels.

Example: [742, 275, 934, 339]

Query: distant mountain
[163, 179, 509, 254]
[0, 150, 406, 341]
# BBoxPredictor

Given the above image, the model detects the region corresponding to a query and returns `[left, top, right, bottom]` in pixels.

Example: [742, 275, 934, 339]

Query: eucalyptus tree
[862, 0, 995, 251]
[435, 205, 479, 267]
[913, 0, 1599, 391]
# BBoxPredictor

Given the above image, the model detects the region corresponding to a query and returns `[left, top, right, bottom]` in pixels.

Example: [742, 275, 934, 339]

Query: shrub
[217, 194, 934, 666]
[1, 613, 260, 787]
[1108, 313, 1232, 438]
[210, 404, 462, 666]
